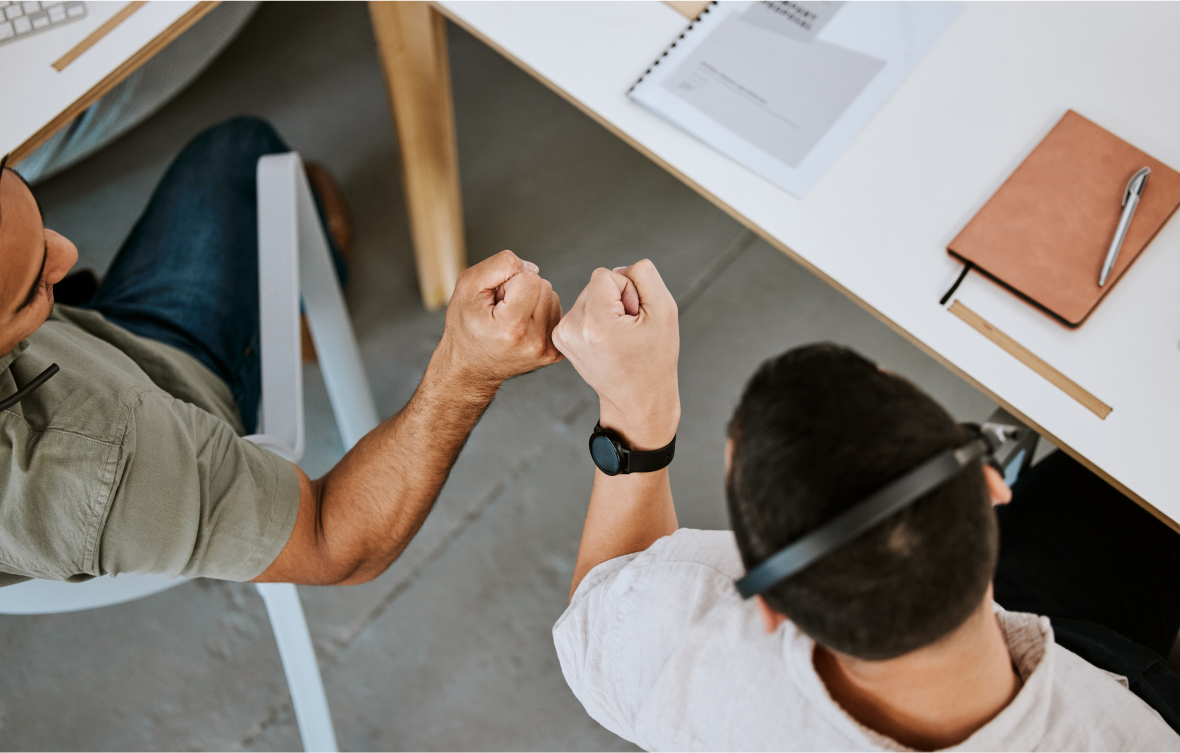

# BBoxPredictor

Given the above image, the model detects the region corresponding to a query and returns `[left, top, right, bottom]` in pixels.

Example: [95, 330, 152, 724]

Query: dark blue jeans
[995, 451, 1180, 732]
[87, 117, 343, 433]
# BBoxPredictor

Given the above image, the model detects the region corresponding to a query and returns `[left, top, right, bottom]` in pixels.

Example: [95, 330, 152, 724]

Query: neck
[812, 598, 1020, 750]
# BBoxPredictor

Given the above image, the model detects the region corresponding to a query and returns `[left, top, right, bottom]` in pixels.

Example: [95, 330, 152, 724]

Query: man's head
[0, 162, 78, 357]
[726, 343, 1000, 661]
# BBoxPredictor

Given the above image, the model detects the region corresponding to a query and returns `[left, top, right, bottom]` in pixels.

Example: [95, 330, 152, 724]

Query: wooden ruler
[12, 1, 219, 164]
[949, 300, 1112, 419]
[53, 0, 147, 71]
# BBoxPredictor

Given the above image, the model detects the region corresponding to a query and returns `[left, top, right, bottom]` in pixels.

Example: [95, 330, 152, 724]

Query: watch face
[590, 434, 622, 475]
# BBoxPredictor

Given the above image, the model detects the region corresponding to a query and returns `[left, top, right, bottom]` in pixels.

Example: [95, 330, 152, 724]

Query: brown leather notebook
[947, 110, 1180, 328]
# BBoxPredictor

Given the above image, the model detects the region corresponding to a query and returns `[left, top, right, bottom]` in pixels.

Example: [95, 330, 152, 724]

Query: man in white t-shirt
[549, 260, 1180, 751]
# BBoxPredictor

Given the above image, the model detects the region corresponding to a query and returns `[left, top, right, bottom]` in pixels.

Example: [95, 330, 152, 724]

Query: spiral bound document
[629, 1, 961, 197]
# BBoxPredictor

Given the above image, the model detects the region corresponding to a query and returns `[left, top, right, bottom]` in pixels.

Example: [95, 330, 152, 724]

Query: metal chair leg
[256, 582, 338, 752]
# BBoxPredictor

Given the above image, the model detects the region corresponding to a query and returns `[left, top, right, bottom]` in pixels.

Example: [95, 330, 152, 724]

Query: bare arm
[553, 261, 681, 598]
[572, 468, 678, 599]
[260, 351, 496, 585]
[255, 251, 563, 585]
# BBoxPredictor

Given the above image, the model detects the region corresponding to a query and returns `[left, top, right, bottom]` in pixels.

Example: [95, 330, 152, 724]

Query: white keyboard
[0, 1, 86, 45]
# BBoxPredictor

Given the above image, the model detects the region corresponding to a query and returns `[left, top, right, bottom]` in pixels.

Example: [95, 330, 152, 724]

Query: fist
[552, 260, 679, 450]
[438, 250, 564, 388]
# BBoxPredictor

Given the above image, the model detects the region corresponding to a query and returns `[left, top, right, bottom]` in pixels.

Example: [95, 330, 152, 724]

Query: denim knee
[176, 116, 289, 173]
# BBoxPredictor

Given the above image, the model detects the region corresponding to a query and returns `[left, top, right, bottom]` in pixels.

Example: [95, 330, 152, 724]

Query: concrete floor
[0, 3, 1000, 750]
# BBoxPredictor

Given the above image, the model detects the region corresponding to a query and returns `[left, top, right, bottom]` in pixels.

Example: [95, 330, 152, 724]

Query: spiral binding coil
[627, 1, 718, 94]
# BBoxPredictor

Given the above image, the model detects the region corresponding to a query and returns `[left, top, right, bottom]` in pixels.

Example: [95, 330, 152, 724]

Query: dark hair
[726, 343, 996, 660]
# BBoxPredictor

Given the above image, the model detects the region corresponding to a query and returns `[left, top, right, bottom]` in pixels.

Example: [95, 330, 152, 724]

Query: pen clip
[1123, 167, 1151, 207]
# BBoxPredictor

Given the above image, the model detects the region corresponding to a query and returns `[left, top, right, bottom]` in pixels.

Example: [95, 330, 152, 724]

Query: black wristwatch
[588, 422, 676, 476]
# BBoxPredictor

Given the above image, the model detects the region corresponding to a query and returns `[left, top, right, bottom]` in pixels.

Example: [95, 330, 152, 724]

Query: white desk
[437, 1, 1180, 525]
[0, 1, 214, 163]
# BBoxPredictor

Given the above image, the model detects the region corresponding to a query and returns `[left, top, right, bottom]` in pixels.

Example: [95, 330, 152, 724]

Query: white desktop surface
[0, 0, 200, 157]
[439, 1, 1180, 518]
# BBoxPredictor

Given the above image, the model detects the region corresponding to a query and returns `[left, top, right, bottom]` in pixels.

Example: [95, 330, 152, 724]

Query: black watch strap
[626, 434, 677, 473]
[595, 422, 676, 474]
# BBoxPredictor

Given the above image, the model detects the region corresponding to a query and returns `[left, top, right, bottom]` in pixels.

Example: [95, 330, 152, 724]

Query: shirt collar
[951, 609, 1053, 750]
[781, 624, 915, 751]
[0, 339, 30, 374]
[781, 604, 1056, 751]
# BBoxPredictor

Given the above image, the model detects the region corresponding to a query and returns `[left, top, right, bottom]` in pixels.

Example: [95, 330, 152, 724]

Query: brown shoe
[300, 163, 354, 362]
[305, 162, 354, 261]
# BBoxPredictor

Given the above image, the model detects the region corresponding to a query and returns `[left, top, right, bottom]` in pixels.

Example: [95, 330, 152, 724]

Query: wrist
[597, 397, 680, 451]
[426, 339, 501, 405]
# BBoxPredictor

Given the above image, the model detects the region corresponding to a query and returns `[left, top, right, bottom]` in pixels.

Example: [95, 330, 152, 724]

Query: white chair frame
[0, 152, 379, 753]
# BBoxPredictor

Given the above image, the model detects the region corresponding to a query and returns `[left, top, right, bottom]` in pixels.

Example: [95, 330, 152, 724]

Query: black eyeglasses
[0, 151, 62, 412]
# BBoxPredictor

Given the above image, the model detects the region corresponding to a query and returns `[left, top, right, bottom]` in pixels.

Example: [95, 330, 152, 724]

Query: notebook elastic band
[940, 262, 973, 306]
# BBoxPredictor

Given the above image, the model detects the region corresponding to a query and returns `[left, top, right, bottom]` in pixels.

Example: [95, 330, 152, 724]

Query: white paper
[629, 1, 962, 197]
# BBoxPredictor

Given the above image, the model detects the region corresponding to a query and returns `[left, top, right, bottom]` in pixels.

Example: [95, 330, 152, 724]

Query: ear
[983, 465, 1013, 506]
[725, 438, 734, 475]
[756, 596, 788, 634]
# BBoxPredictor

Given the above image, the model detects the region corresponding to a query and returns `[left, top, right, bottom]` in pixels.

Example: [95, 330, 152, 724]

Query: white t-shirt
[553, 529, 1180, 751]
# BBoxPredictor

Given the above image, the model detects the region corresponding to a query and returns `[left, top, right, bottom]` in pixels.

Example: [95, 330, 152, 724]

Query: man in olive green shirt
[0, 118, 563, 587]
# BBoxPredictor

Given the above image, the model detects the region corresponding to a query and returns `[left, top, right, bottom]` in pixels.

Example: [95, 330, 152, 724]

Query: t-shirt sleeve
[552, 529, 745, 743]
[96, 388, 301, 581]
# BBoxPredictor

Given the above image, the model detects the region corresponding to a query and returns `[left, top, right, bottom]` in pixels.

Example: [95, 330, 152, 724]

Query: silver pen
[1099, 166, 1151, 287]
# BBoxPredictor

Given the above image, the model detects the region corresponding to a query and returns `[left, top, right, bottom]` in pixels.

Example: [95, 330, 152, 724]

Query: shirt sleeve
[552, 529, 746, 744]
[96, 388, 301, 581]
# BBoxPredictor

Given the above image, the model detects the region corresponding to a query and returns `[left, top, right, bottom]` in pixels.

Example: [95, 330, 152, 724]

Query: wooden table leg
[368, 1, 467, 310]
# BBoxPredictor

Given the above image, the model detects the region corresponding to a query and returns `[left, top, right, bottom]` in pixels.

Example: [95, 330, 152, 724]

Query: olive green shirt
[0, 306, 300, 587]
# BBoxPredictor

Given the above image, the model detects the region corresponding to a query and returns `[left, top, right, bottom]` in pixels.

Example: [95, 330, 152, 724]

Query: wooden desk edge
[664, 1, 711, 20]
[432, 1, 1176, 533]
[11, 1, 219, 165]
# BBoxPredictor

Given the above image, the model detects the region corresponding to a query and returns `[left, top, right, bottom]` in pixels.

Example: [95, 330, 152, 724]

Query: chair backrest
[0, 152, 377, 615]
[0, 572, 180, 615]
[251, 152, 378, 453]
[248, 152, 307, 463]
[259, 153, 379, 450]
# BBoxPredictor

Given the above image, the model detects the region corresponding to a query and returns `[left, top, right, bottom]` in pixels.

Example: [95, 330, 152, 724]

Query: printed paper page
[630, 1, 962, 196]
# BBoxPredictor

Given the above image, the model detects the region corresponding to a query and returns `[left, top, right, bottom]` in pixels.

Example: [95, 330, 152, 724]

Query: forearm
[548, 259, 682, 600]
[255, 249, 564, 586]
[569, 398, 680, 598]
[289, 347, 496, 585]
[570, 467, 678, 599]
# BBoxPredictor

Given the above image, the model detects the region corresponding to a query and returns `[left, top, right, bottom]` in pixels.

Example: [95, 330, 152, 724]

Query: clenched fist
[435, 250, 564, 392]
[552, 260, 679, 450]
